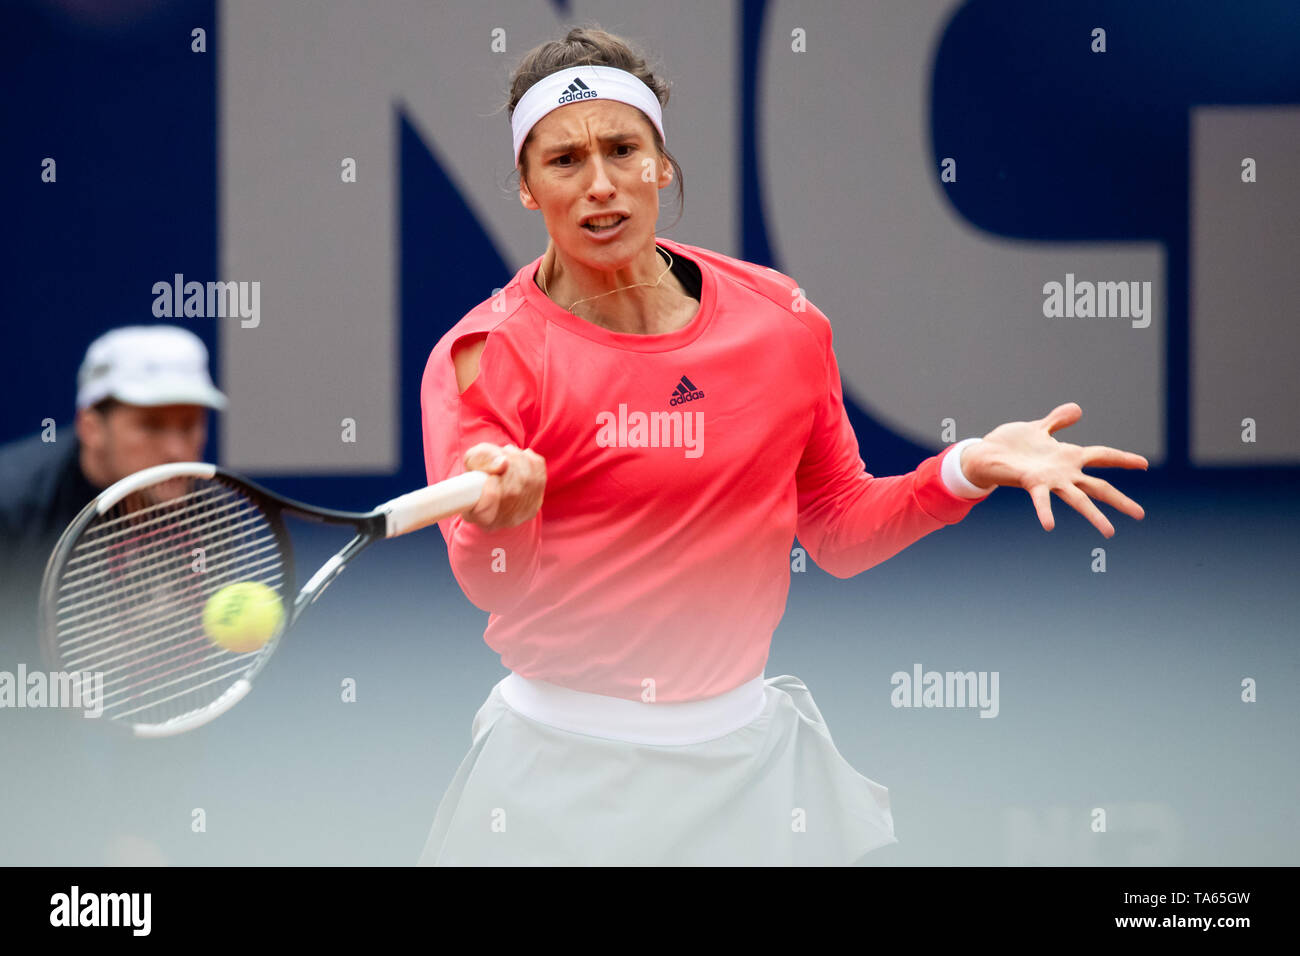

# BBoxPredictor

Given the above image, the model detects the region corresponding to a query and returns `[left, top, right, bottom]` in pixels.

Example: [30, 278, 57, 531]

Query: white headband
[511, 65, 666, 168]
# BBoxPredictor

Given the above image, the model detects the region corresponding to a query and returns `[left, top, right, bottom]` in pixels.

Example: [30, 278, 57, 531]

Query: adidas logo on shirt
[668, 375, 705, 407]
[557, 77, 599, 104]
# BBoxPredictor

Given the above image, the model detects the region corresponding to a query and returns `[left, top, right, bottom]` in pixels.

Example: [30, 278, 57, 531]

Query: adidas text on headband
[511, 65, 666, 168]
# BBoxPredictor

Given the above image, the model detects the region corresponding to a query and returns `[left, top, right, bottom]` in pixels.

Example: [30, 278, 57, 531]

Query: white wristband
[942, 437, 996, 498]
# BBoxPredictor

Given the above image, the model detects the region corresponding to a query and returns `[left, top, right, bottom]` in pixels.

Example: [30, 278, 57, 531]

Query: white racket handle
[379, 471, 488, 538]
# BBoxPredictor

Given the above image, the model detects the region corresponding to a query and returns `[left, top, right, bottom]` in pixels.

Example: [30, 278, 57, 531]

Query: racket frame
[38, 462, 481, 737]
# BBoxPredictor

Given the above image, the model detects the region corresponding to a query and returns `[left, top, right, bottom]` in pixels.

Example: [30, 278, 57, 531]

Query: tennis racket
[38, 462, 486, 738]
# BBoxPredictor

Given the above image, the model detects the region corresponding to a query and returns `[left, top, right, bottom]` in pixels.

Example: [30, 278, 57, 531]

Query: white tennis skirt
[417, 673, 897, 866]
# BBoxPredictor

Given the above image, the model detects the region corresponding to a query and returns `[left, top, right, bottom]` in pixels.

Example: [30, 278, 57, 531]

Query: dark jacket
[0, 429, 103, 665]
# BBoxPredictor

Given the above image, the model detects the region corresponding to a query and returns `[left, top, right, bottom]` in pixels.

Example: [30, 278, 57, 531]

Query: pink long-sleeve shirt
[420, 237, 993, 702]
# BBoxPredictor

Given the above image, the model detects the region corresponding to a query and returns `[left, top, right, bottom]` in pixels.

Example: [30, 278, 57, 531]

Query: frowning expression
[518, 99, 673, 271]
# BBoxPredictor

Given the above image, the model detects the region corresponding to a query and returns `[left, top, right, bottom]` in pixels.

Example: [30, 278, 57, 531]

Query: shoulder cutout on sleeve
[451, 332, 489, 395]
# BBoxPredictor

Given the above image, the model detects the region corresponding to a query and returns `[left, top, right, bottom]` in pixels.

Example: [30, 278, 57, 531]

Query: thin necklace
[539, 247, 675, 314]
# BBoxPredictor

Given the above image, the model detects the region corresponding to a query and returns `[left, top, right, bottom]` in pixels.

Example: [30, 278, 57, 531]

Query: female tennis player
[417, 26, 1147, 866]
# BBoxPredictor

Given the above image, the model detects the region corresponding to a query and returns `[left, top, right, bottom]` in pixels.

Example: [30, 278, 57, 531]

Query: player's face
[94, 403, 208, 487]
[518, 100, 673, 272]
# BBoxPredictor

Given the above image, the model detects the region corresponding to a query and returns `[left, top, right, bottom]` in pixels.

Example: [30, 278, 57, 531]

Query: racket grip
[380, 471, 488, 537]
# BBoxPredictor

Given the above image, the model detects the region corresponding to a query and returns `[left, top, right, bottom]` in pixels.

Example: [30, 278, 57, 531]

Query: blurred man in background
[0, 325, 226, 865]
[0, 324, 226, 666]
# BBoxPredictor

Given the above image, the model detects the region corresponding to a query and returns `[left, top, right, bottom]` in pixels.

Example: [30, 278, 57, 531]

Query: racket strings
[60, 553, 281, 670]
[48, 476, 289, 728]
[58, 498, 255, 597]
[61, 484, 232, 565]
[57, 517, 281, 627]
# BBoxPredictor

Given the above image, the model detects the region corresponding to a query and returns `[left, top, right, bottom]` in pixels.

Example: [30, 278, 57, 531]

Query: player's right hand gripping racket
[38, 463, 486, 738]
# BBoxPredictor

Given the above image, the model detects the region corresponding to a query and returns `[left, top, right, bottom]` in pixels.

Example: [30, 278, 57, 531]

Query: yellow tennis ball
[203, 582, 283, 653]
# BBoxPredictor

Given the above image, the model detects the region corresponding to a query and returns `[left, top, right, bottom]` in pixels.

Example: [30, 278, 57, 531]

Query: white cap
[76, 325, 228, 411]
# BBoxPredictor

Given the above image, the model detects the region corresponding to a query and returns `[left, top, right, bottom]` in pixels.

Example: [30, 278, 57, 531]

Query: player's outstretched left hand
[962, 402, 1147, 538]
